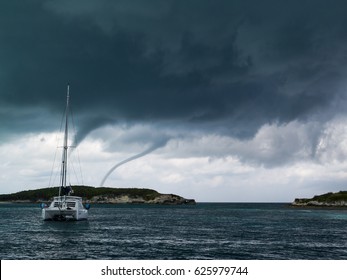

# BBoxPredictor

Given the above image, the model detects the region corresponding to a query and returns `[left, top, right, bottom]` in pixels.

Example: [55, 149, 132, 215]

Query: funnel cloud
[100, 138, 168, 187]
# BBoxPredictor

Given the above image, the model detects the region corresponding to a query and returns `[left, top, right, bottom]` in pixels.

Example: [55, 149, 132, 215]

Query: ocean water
[1, 203, 347, 260]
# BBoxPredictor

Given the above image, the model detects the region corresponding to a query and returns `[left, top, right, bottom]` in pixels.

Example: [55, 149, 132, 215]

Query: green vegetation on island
[0, 186, 196, 205]
[292, 191, 347, 207]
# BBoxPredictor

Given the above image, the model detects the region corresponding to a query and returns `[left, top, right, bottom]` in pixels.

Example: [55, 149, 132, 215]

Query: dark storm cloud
[1, 0, 347, 142]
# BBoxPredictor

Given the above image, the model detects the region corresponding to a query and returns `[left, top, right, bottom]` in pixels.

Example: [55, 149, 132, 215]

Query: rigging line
[69, 94, 78, 151]
[69, 146, 85, 185]
[48, 120, 64, 186]
[77, 148, 84, 185]
[69, 100, 84, 185]
[49, 150, 60, 187]
[71, 147, 84, 185]
[69, 154, 81, 186]
[51, 167, 60, 187]
[48, 110, 67, 187]
[48, 145, 59, 187]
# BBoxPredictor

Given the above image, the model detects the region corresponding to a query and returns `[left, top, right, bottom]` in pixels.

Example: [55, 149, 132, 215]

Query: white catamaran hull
[42, 209, 88, 221]
[42, 196, 88, 221]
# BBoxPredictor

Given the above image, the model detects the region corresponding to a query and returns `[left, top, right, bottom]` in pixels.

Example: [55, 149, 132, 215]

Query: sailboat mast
[59, 85, 70, 196]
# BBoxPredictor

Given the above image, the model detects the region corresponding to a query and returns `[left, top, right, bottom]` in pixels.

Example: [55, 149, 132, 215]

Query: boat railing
[52, 196, 83, 201]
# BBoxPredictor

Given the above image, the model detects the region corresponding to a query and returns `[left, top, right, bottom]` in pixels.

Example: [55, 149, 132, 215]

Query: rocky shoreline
[87, 193, 196, 205]
[292, 199, 347, 207]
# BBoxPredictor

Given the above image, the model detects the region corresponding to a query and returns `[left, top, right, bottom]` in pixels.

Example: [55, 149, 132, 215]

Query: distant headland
[0, 186, 196, 205]
[292, 191, 347, 207]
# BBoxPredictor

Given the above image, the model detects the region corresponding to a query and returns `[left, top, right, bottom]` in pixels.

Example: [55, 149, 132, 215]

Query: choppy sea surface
[1, 203, 347, 259]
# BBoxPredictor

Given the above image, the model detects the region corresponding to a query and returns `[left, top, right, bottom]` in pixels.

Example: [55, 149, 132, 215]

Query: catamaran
[42, 86, 89, 221]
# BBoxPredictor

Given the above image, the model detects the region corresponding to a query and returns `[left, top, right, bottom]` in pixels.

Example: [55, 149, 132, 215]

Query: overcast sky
[2, 0, 347, 201]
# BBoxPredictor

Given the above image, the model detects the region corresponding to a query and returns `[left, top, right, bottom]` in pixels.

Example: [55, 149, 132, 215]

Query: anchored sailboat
[42, 86, 89, 221]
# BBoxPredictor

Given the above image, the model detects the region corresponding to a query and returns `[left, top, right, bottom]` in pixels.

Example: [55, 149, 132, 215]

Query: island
[0, 186, 196, 205]
[292, 191, 347, 207]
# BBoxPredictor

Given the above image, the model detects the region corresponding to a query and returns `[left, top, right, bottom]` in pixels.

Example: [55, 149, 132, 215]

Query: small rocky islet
[0, 186, 196, 205]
